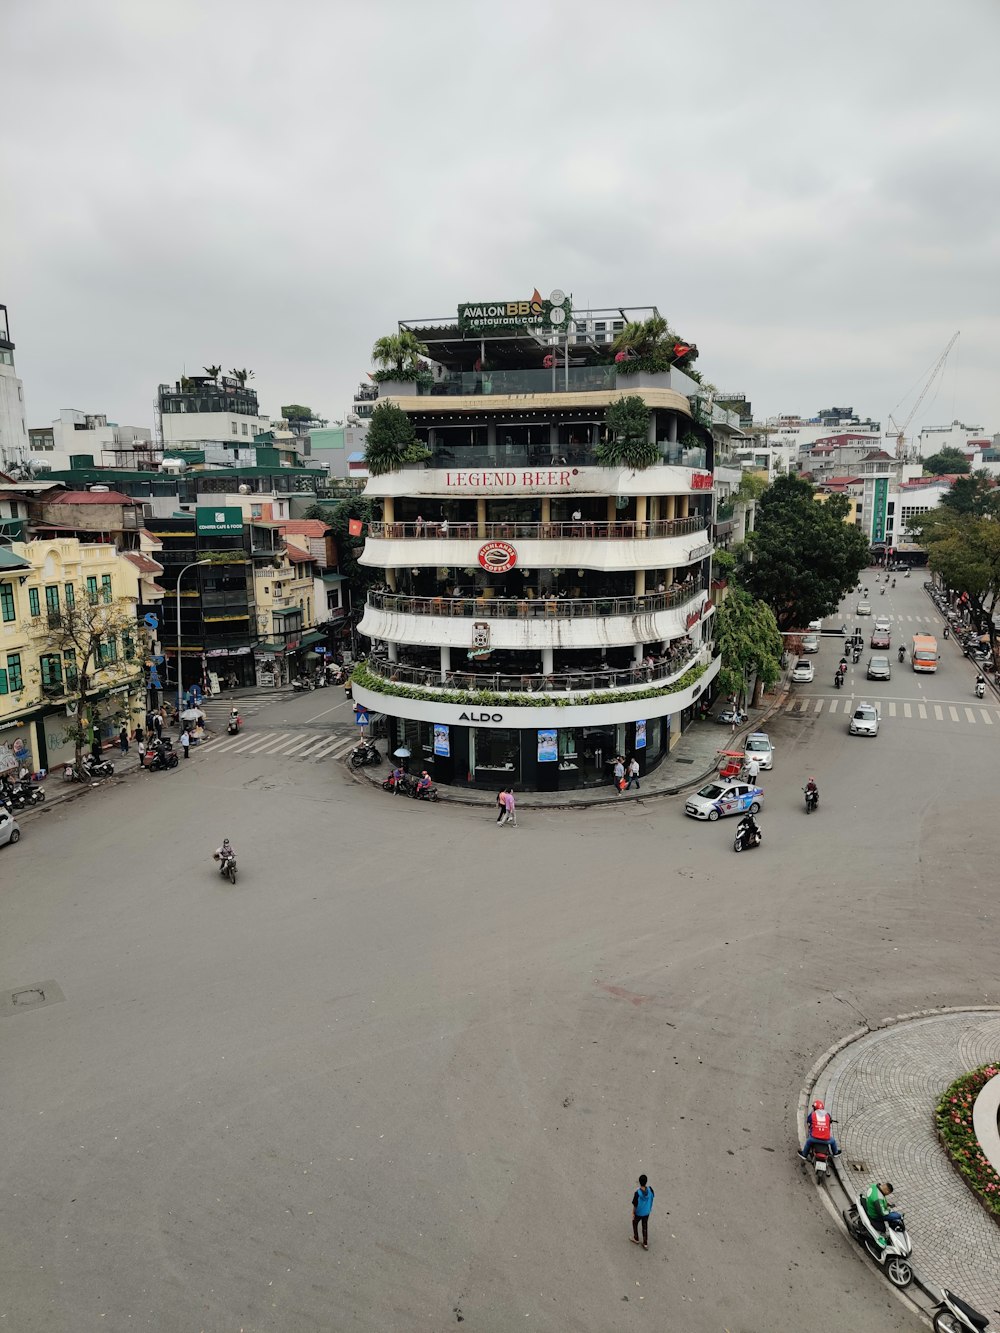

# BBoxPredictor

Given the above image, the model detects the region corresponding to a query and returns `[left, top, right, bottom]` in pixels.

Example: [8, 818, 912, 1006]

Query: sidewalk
[353, 685, 787, 808]
[809, 1009, 1000, 1316]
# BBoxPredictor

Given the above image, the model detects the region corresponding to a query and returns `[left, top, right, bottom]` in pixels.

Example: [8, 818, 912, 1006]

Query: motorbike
[382, 771, 417, 796]
[0, 780, 45, 809]
[149, 748, 178, 771]
[799, 1123, 837, 1178]
[892, 579, 896, 588]
[852, 647, 861, 664]
[733, 815, 762, 853]
[843, 1196, 913, 1289]
[716, 707, 748, 726]
[349, 739, 382, 768]
[834, 672, 843, 690]
[803, 786, 819, 814]
[975, 679, 986, 699]
[898, 646, 906, 663]
[905, 570, 910, 578]
[227, 715, 242, 735]
[880, 587, 885, 596]
[291, 676, 314, 692]
[66, 754, 115, 781]
[412, 782, 440, 802]
[215, 852, 238, 885]
[931, 1288, 991, 1332]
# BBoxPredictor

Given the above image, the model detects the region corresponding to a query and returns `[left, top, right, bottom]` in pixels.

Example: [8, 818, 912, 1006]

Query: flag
[348, 518, 363, 536]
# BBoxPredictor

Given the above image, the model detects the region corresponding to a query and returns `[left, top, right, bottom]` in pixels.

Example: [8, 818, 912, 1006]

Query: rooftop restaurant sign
[457, 288, 567, 333]
[445, 469, 576, 490]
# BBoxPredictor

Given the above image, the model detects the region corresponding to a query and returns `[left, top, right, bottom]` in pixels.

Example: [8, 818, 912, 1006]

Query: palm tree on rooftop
[371, 331, 429, 375]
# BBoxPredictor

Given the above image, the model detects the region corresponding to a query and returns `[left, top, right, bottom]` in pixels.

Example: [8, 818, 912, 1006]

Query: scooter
[843, 1196, 913, 1289]
[975, 678, 986, 699]
[291, 676, 314, 692]
[349, 739, 382, 768]
[412, 782, 440, 802]
[931, 1288, 991, 1331]
[214, 852, 238, 885]
[716, 707, 748, 726]
[799, 1123, 837, 1178]
[852, 647, 861, 664]
[803, 786, 819, 814]
[733, 815, 762, 853]
[905, 570, 911, 578]
[944, 626, 950, 639]
[382, 771, 416, 796]
[66, 754, 116, 781]
[147, 747, 179, 771]
[834, 672, 843, 690]
[227, 714, 242, 735]
[1, 780, 45, 809]
[898, 646, 906, 663]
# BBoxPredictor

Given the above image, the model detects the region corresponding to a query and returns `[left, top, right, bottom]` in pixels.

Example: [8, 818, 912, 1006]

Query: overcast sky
[4, 0, 999, 441]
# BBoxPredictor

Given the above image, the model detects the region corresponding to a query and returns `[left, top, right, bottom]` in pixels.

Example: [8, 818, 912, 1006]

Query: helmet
[812, 1099, 825, 1111]
[222, 838, 231, 848]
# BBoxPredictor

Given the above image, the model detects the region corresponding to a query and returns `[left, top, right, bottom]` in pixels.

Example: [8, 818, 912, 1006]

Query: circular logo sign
[478, 541, 517, 573]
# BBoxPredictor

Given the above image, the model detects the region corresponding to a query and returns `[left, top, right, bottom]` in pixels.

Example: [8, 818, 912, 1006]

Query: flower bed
[935, 1062, 1000, 1217]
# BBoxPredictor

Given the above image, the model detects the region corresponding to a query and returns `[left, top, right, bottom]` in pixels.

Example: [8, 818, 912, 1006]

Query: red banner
[690, 472, 714, 490]
[348, 518, 363, 536]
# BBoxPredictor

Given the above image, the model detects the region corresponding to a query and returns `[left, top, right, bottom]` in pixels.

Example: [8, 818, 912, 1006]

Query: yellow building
[0, 539, 144, 776]
[252, 542, 319, 684]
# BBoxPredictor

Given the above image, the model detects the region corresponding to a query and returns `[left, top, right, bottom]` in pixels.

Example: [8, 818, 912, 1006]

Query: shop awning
[255, 642, 286, 654]
[321, 572, 347, 584]
[299, 630, 328, 648]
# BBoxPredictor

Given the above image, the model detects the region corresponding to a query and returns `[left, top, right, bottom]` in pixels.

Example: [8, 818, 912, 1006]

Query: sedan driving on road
[0, 809, 20, 847]
[870, 629, 891, 648]
[874, 616, 891, 633]
[867, 655, 892, 681]
[856, 602, 872, 616]
[791, 660, 815, 683]
[849, 702, 880, 736]
[744, 732, 775, 770]
[685, 781, 764, 821]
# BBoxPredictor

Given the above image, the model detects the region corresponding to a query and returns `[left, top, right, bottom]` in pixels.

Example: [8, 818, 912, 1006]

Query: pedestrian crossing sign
[355, 710, 370, 726]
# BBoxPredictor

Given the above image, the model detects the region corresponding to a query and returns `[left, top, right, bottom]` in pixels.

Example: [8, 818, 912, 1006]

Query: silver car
[856, 602, 872, 616]
[849, 702, 880, 736]
[0, 809, 21, 847]
[867, 655, 892, 681]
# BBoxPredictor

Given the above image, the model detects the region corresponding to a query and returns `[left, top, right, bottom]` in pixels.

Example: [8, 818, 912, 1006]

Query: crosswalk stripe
[827, 699, 837, 714]
[814, 699, 824, 714]
[260, 736, 306, 754]
[249, 733, 297, 753]
[918, 704, 927, 719]
[888, 702, 897, 717]
[981, 710, 993, 725]
[310, 738, 345, 759]
[965, 708, 977, 723]
[227, 732, 289, 754]
[903, 703, 912, 718]
[934, 705, 943, 720]
[208, 735, 250, 753]
[948, 706, 959, 722]
[280, 736, 322, 755]
[293, 737, 331, 758]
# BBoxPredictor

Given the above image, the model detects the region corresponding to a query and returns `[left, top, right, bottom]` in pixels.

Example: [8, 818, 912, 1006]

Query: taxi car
[685, 780, 764, 821]
[744, 731, 775, 770]
[849, 702, 880, 736]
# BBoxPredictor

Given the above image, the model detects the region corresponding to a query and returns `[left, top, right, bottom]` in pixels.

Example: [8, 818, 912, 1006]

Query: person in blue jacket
[631, 1174, 654, 1249]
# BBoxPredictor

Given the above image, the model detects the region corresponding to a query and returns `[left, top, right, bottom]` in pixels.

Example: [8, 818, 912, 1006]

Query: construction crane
[887, 331, 960, 459]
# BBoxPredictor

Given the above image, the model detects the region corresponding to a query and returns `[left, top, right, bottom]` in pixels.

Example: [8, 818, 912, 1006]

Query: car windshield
[746, 738, 769, 751]
[855, 707, 876, 720]
[870, 658, 889, 668]
[697, 783, 725, 799]
[796, 661, 810, 669]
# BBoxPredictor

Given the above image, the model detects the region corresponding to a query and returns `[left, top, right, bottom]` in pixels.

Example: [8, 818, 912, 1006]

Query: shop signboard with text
[457, 289, 568, 333]
[196, 506, 244, 536]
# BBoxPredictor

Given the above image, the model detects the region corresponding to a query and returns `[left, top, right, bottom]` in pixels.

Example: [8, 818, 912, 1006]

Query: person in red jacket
[799, 1099, 840, 1159]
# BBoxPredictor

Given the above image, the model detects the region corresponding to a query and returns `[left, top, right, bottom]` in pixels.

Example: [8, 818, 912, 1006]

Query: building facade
[352, 302, 720, 791]
[0, 305, 28, 472]
[158, 375, 267, 449]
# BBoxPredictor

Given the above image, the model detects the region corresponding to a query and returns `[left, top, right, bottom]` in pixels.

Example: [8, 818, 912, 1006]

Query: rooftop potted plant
[596, 395, 658, 471]
[371, 332, 430, 393]
[364, 401, 421, 475]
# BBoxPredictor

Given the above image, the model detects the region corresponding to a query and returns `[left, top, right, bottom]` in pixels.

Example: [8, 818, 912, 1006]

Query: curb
[796, 1004, 1000, 1320]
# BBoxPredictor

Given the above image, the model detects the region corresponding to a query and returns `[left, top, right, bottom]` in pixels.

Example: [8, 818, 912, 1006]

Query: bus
[911, 633, 938, 672]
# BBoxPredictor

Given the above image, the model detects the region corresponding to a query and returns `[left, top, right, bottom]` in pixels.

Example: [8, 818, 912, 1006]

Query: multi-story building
[353, 299, 720, 792]
[27, 409, 153, 473]
[915, 420, 994, 459]
[0, 537, 144, 776]
[0, 305, 28, 472]
[157, 375, 267, 449]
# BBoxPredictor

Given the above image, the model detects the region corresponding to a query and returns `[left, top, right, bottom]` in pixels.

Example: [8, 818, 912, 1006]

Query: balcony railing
[365, 646, 700, 697]
[425, 441, 708, 470]
[367, 515, 706, 542]
[418, 367, 619, 396]
[365, 580, 705, 621]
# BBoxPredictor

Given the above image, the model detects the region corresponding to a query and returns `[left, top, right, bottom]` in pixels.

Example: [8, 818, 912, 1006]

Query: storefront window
[470, 727, 519, 782]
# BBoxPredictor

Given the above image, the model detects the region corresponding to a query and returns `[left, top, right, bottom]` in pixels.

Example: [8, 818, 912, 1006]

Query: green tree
[363, 401, 418, 475]
[911, 507, 1000, 662]
[370, 331, 429, 376]
[740, 476, 869, 630]
[304, 497, 380, 605]
[713, 587, 783, 706]
[737, 472, 768, 502]
[939, 471, 999, 517]
[203, 364, 221, 381]
[282, 403, 314, 422]
[924, 447, 971, 476]
[596, 395, 657, 470]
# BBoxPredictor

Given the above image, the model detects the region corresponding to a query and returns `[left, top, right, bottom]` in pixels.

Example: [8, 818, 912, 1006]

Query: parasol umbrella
[181, 707, 203, 722]
[393, 746, 411, 758]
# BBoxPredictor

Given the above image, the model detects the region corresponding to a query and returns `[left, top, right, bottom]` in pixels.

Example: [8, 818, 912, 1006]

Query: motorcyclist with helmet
[799, 1099, 840, 1160]
[898, 645, 906, 663]
[804, 777, 819, 811]
[864, 1181, 902, 1236]
[213, 838, 236, 872]
[416, 771, 433, 793]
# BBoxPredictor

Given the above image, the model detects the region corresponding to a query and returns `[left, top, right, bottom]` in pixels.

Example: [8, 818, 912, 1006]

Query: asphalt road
[2, 573, 996, 1333]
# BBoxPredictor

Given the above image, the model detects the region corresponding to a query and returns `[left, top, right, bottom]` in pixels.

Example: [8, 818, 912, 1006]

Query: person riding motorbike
[798, 1098, 839, 1160]
[804, 777, 819, 810]
[976, 673, 986, 698]
[864, 1181, 902, 1236]
[416, 770, 433, 793]
[213, 838, 236, 869]
[943, 626, 950, 639]
[891, 578, 896, 588]
[227, 707, 242, 734]
[898, 645, 906, 663]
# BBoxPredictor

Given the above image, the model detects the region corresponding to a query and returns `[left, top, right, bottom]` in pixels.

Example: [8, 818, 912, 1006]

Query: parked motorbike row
[63, 753, 115, 782]
[1, 766, 45, 811]
[349, 739, 382, 769]
[291, 664, 347, 692]
[139, 738, 178, 771]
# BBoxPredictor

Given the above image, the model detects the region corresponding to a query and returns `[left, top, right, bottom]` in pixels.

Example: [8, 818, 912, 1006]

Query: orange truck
[911, 633, 939, 672]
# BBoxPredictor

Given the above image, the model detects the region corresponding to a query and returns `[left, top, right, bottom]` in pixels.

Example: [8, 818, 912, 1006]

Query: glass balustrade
[367, 515, 706, 541]
[365, 581, 705, 621]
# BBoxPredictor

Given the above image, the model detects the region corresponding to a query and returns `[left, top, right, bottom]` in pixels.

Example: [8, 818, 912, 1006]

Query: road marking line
[948, 706, 959, 722]
[223, 733, 279, 753]
[262, 736, 311, 753]
[309, 738, 345, 759]
[280, 736, 323, 755]
[253, 733, 301, 753]
[965, 707, 977, 723]
[296, 737, 336, 758]
[933, 705, 943, 720]
[229, 733, 288, 754]
[888, 702, 897, 717]
[814, 699, 824, 714]
[207, 737, 246, 753]
[306, 700, 352, 723]
[903, 703, 912, 718]
[918, 704, 927, 719]
[981, 711, 994, 725]
[283, 736, 326, 756]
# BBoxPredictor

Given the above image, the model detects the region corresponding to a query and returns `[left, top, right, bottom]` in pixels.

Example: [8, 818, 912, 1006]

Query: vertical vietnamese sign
[872, 478, 889, 544]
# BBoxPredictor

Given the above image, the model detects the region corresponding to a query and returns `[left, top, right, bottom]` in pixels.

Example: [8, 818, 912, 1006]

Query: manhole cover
[675, 758, 695, 765]
[12, 988, 45, 1006]
[0, 979, 65, 1017]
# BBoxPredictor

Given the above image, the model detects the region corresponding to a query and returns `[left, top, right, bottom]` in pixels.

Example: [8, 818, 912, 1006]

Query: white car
[0, 809, 21, 847]
[744, 732, 775, 770]
[849, 702, 880, 736]
[856, 602, 872, 616]
[874, 616, 891, 633]
[808, 619, 823, 632]
[791, 660, 815, 683]
[801, 633, 820, 653]
[685, 780, 764, 821]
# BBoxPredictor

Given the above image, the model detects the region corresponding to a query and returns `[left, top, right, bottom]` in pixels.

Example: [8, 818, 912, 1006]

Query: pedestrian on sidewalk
[499, 788, 517, 826]
[630, 1174, 654, 1249]
[746, 755, 759, 784]
[119, 725, 129, 756]
[495, 790, 506, 825]
[153, 710, 163, 740]
[613, 756, 625, 792]
[626, 756, 640, 791]
[135, 722, 144, 749]
[180, 728, 191, 759]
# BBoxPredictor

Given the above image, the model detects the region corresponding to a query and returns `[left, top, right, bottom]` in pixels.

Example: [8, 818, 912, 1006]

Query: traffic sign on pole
[355, 710, 370, 726]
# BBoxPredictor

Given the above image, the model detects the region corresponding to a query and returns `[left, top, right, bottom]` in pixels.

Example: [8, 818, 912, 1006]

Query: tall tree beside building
[33, 593, 142, 770]
[713, 586, 783, 706]
[911, 502, 1000, 663]
[923, 447, 971, 476]
[740, 475, 869, 630]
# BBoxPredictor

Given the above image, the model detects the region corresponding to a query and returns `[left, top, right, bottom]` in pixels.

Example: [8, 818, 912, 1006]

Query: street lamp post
[176, 559, 211, 725]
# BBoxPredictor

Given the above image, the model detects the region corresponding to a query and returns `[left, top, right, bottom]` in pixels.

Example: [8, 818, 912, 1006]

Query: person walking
[180, 728, 191, 760]
[613, 756, 625, 792]
[135, 722, 144, 750]
[626, 756, 640, 791]
[631, 1174, 654, 1249]
[119, 725, 129, 756]
[746, 754, 760, 784]
[153, 710, 163, 741]
[495, 790, 506, 826]
[501, 788, 517, 827]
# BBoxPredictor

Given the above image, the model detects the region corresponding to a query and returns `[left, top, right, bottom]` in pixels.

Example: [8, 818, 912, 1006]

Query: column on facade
[387, 641, 398, 663]
[664, 494, 676, 521]
[477, 497, 486, 539]
[439, 645, 450, 681]
[668, 413, 678, 444]
[541, 497, 551, 525]
[606, 495, 616, 522]
[633, 642, 644, 664]
[635, 493, 647, 535]
[386, 568, 397, 591]
[541, 647, 553, 675]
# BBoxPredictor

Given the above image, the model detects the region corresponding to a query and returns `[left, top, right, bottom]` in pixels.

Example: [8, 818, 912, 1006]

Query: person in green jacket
[864, 1181, 901, 1243]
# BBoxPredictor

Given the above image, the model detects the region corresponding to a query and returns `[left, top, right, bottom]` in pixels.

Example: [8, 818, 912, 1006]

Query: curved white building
[354, 301, 722, 791]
